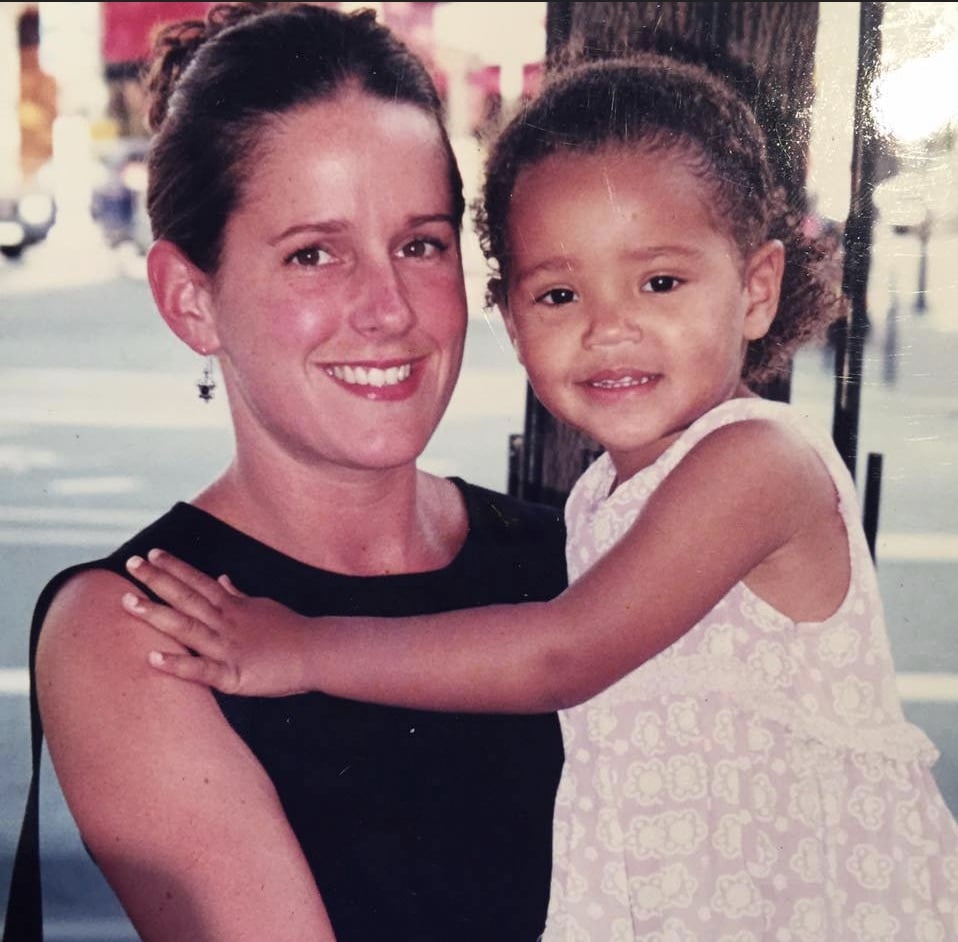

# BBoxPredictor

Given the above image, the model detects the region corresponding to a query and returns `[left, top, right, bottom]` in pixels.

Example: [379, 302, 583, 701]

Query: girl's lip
[581, 369, 661, 390]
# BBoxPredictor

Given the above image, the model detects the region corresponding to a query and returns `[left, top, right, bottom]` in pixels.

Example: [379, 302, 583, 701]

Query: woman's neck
[192, 457, 467, 577]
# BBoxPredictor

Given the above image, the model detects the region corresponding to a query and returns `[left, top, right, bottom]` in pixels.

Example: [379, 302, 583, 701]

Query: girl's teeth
[327, 363, 412, 387]
[591, 375, 652, 388]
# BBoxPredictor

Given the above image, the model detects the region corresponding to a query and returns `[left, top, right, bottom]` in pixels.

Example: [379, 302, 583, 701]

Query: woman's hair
[144, 2, 464, 273]
[476, 54, 845, 386]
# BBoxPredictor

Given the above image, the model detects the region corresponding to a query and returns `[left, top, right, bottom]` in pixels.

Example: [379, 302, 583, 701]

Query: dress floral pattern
[542, 397, 958, 942]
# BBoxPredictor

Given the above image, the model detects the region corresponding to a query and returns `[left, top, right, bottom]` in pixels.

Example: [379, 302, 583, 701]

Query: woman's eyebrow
[405, 213, 458, 229]
[268, 214, 456, 246]
[268, 220, 349, 245]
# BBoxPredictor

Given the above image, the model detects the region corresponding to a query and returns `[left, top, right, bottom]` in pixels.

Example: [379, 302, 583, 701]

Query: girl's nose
[583, 297, 643, 349]
[349, 261, 416, 336]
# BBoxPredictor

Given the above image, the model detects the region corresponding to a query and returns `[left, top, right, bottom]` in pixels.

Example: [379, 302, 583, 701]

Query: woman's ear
[146, 240, 220, 354]
[742, 238, 785, 341]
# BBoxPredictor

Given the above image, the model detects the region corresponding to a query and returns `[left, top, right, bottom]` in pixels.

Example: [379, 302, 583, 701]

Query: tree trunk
[513, 1, 820, 506]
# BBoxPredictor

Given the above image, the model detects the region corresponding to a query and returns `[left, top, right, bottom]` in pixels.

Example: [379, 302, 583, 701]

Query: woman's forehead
[225, 98, 454, 238]
[242, 93, 449, 193]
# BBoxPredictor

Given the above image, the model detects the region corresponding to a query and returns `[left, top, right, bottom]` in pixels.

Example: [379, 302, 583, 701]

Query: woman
[3, 5, 566, 941]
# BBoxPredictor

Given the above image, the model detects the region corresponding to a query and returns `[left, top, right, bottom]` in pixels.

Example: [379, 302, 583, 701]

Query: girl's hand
[122, 549, 312, 697]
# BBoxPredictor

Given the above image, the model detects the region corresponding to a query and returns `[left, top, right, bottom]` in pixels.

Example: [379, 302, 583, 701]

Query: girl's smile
[581, 368, 662, 395]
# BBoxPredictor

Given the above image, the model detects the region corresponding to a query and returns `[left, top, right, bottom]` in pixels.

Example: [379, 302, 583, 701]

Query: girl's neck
[192, 456, 467, 577]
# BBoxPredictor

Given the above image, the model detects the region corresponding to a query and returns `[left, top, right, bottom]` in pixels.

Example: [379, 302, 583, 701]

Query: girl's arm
[38, 568, 335, 942]
[126, 419, 841, 713]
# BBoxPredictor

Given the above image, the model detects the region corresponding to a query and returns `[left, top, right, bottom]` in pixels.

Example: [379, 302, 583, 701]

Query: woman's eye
[535, 287, 577, 306]
[399, 237, 445, 260]
[642, 274, 682, 293]
[286, 245, 334, 267]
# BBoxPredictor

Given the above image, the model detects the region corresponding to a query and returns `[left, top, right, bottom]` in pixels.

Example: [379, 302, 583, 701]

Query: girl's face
[202, 90, 467, 475]
[501, 146, 781, 481]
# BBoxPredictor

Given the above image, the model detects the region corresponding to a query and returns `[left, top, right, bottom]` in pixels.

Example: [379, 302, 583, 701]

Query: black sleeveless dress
[4, 479, 567, 942]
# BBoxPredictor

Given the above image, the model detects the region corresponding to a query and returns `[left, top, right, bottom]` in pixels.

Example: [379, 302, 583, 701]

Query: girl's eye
[642, 274, 682, 293]
[535, 287, 578, 306]
[286, 245, 334, 267]
[398, 237, 446, 260]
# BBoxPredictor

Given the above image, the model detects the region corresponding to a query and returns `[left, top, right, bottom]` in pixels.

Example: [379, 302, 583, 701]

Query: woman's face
[206, 89, 467, 475]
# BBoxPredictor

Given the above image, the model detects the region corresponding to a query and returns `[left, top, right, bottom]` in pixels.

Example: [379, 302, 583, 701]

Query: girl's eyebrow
[268, 214, 457, 246]
[623, 244, 706, 261]
[513, 255, 576, 285]
[514, 244, 706, 284]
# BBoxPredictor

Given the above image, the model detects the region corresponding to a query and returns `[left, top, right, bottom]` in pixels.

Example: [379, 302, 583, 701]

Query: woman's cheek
[267, 295, 339, 345]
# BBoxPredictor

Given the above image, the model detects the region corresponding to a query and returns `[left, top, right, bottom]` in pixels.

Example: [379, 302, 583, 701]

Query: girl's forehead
[503, 145, 746, 276]
[511, 144, 710, 209]
[515, 139, 702, 190]
[508, 142, 737, 244]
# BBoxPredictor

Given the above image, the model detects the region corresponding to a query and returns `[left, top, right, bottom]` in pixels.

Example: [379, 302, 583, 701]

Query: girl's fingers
[140, 549, 228, 607]
[122, 592, 222, 658]
[148, 649, 236, 693]
[218, 574, 245, 597]
[126, 554, 224, 623]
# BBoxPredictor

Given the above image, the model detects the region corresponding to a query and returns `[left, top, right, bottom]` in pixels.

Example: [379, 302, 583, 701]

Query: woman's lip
[320, 357, 426, 401]
[325, 362, 413, 388]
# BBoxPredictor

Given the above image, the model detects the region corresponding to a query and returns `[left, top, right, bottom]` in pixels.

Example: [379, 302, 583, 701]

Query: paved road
[1, 223, 956, 939]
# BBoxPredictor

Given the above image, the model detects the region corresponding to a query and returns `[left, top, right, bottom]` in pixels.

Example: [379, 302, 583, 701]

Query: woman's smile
[322, 357, 424, 401]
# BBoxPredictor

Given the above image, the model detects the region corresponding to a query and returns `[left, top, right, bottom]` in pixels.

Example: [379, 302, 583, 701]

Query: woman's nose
[349, 261, 416, 336]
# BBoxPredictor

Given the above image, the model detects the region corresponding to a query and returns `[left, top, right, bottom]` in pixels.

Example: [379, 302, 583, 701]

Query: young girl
[123, 55, 958, 939]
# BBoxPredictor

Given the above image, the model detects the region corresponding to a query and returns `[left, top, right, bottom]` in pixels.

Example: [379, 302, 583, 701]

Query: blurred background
[1, 2, 956, 938]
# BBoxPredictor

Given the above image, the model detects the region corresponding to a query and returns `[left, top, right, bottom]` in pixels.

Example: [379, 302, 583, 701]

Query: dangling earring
[197, 355, 216, 402]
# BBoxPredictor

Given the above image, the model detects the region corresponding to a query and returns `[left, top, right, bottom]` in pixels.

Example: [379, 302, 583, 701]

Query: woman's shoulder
[451, 479, 568, 593]
[32, 504, 210, 645]
[34, 503, 234, 736]
[453, 478, 566, 544]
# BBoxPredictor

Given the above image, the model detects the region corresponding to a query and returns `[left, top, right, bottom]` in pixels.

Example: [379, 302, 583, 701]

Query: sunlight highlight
[874, 41, 958, 142]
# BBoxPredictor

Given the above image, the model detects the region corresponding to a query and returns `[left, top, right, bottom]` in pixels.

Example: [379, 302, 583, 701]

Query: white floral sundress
[542, 397, 958, 942]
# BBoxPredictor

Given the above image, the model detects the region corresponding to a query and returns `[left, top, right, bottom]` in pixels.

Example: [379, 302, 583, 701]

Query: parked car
[90, 137, 150, 251]
[0, 167, 57, 259]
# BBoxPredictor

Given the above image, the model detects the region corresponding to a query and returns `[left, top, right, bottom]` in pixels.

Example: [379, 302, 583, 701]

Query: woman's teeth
[327, 363, 413, 387]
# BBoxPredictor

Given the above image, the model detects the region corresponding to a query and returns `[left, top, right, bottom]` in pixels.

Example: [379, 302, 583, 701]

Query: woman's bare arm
[37, 568, 335, 942]
[126, 419, 845, 714]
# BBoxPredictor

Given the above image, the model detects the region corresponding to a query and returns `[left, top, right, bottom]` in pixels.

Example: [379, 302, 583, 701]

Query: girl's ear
[742, 238, 785, 341]
[146, 239, 221, 354]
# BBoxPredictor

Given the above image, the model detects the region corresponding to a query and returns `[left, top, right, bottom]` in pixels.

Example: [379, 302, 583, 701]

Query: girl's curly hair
[475, 54, 846, 387]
